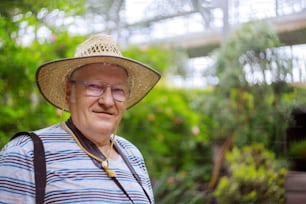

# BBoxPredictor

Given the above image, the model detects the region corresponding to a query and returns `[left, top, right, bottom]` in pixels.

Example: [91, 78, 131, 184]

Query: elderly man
[0, 34, 160, 204]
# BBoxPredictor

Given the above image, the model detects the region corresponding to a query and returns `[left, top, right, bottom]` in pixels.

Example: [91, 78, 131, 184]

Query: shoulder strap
[11, 132, 46, 204]
[114, 141, 152, 204]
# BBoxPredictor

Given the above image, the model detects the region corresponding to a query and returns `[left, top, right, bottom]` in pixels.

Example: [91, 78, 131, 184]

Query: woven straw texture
[36, 34, 160, 111]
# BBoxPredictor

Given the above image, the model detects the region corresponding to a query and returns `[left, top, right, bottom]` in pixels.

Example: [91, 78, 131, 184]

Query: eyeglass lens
[70, 80, 129, 102]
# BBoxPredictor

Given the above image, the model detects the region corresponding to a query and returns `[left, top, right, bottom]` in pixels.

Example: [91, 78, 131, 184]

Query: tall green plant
[200, 21, 298, 152]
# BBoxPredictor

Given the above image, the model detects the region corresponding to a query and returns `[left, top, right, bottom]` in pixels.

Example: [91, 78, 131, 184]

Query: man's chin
[93, 122, 115, 133]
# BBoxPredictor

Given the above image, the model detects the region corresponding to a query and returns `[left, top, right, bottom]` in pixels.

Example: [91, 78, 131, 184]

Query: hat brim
[36, 55, 161, 111]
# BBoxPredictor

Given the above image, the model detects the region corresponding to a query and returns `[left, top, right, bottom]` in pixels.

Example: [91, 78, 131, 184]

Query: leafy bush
[214, 144, 287, 204]
[153, 171, 209, 204]
[288, 140, 306, 159]
[119, 86, 214, 202]
[288, 139, 306, 171]
[0, 27, 86, 146]
[120, 87, 213, 179]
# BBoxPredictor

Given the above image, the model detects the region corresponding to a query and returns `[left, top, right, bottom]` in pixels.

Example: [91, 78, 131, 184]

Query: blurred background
[1, 0, 306, 203]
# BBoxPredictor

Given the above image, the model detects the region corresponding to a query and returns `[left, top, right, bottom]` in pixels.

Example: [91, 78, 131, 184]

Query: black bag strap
[11, 132, 46, 204]
[114, 142, 152, 204]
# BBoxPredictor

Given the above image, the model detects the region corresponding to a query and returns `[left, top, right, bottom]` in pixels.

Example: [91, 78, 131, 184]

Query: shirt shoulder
[1, 123, 69, 155]
[115, 136, 148, 175]
[115, 136, 142, 156]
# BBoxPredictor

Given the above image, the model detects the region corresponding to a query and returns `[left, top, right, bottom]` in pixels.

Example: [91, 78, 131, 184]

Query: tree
[203, 20, 296, 149]
[193, 20, 303, 190]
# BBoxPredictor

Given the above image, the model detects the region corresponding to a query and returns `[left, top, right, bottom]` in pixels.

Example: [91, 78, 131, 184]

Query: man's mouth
[93, 110, 113, 115]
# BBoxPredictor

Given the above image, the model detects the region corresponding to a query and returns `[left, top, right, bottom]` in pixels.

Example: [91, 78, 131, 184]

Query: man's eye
[87, 83, 102, 90]
[113, 87, 126, 94]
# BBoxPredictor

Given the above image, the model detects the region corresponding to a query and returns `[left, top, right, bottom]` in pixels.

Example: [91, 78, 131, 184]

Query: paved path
[285, 171, 306, 204]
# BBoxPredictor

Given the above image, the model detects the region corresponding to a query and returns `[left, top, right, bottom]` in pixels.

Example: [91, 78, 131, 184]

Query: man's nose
[98, 86, 115, 106]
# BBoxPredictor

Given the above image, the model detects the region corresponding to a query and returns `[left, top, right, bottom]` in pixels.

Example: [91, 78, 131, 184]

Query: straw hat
[36, 34, 161, 111]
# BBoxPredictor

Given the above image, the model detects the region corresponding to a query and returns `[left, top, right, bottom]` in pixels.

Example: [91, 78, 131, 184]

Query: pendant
[106, 169, 116, 177]
[101, 160, 108, 168]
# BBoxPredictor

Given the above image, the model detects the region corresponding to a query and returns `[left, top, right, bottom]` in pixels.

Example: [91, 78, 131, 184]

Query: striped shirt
[0, 123, 154, 204]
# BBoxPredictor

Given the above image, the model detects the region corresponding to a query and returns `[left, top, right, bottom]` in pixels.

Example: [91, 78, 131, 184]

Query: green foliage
[191, 84, 297, 153]
[120, 86, 213, 180]
[288, 137, 306, 171]
[0, 0, 87, 17]
[122, 46, 215, 201]
[153, 172, 209, 204]
[288, 140, 306, 159]
[197, 20, 305, 155]
[122, 45, 214, 185]
[0, 30, 85, 146]
[122, 45, 173, 75]
[119, 87, 214, 201]
[211, 20, 288, 92]
[214, 144, 288, 204]
[0, 0, 87, 146]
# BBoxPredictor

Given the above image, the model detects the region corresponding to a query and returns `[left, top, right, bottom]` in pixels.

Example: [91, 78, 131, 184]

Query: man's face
[67, 63, 129, 140]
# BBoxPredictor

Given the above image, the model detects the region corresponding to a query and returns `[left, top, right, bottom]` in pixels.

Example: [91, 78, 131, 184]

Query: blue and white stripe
[0, 123, 154, 204]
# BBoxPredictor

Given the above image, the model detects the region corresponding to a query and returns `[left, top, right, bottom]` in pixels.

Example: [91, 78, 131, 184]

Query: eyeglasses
[70, 79, 129, 102]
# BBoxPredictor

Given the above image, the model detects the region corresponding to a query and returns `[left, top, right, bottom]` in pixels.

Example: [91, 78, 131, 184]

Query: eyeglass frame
[69, 79, 130, 102]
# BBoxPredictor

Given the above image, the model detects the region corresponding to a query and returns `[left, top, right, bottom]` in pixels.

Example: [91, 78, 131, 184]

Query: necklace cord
[61, 120, 116, 177]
